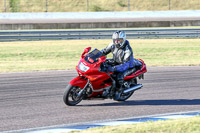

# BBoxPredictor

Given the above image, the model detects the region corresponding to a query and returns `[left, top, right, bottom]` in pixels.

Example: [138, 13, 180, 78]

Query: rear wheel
[63, 85, 84, 106]
[116, 78, 137, 101]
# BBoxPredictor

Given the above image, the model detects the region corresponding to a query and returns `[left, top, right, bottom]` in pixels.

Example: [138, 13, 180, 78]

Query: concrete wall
[1, 10, 200, 30]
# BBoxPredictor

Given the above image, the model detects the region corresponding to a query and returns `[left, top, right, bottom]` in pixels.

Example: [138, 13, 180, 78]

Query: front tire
[63, 85, 84, 106]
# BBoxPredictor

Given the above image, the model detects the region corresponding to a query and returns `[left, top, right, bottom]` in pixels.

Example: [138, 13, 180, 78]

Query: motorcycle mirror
[81, 47, 91, 58]
[84, 47, 91, 53]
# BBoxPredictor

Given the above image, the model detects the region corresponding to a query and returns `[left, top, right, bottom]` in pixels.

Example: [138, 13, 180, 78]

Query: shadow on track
[77, 99, 200, 106]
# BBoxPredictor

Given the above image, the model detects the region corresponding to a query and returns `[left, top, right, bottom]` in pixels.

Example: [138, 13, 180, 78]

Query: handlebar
[99, 60, 111, 72]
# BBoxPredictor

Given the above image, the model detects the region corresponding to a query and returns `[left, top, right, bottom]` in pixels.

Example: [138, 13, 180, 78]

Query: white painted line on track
[94, 121, 141, 126]
[155, 114, 193, 119]
[27, 128, 79, 133]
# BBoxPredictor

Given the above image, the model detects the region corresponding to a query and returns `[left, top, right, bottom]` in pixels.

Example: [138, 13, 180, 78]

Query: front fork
[77, 78, 90, 97]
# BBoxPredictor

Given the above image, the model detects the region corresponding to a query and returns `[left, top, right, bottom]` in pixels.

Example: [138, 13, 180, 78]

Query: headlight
[79, 62, 89, 72]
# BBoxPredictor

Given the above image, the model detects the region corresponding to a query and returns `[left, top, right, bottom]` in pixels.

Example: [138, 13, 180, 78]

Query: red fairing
[76, 58, 111, 90]
[69, 76, 88, 89]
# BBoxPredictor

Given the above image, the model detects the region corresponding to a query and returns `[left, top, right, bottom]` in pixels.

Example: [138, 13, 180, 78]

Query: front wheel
[63, 85, 84, 106]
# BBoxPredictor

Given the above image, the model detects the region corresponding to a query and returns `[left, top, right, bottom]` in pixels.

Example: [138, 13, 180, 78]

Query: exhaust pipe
[123, 84, 143, 94]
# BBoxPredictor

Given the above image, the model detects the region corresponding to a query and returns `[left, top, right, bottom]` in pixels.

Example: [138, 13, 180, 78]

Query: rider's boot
[114, 80, 124, 100]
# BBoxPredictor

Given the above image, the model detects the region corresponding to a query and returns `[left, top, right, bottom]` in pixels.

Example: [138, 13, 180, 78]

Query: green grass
[133, 39, 200, 66]
[0, 0, 200, 12]
[70, 116, 200, 133]
[0, 39, 200, 73]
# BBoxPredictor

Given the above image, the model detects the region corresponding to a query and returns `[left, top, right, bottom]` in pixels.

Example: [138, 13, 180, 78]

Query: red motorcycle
[63, 47, 147, 106]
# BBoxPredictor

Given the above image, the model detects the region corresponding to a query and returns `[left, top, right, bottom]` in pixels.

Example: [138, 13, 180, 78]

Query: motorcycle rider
[101, 30, 142, 100]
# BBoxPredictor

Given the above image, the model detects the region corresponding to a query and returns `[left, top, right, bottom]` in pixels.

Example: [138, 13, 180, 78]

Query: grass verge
[1, 0, 200, 12]
[70, 116, 200, 133]
[0, 39, 199, 73]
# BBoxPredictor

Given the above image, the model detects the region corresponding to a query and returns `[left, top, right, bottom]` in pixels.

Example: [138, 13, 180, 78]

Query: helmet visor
[113, 38, 123, 44]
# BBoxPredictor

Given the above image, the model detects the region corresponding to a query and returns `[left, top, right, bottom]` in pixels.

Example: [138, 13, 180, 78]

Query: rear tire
[116, 90, 134, 101]
[116, 78, 137, 101]
[63, 85, 84, 106]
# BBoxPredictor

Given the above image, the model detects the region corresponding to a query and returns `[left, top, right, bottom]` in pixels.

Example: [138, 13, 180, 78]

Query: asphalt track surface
[0, 66, 200, 132]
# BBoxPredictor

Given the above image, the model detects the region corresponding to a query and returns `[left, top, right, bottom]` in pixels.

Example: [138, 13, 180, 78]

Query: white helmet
[112, 31, 126, 48]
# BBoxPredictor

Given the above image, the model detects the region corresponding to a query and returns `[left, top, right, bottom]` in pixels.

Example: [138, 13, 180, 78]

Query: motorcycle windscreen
[84, 49, 103, 64]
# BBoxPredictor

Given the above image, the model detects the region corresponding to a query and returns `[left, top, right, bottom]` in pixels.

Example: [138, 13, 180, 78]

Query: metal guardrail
[0, 28, 200, 41]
